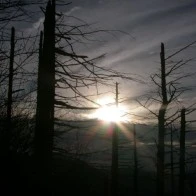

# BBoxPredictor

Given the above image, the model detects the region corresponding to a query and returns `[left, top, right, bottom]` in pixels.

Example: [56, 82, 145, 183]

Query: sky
[53, 0, 196, 121]
[26, 0, 196, 171]
[56, 0, 196, 98]
[12, 0, 196, 121]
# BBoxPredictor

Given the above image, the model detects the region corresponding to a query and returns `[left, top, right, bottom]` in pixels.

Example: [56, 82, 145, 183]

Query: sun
[91, 97, 127, 122]
[94, 106, 126, 122]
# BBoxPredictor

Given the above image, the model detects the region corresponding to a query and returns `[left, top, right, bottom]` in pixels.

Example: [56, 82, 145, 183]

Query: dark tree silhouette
[34, 0, 55, 179]
[34, 1, 137, 190]
[170, 124, 175, 196]
[137, 41, 196, 196]
[156, 43, 168, 196]
[111, 83, 119, 196]
[133, 124, 138, 196]
[179, 108, 186, 196]
[0, 27, 15, 157]
[0, 0, 44, 29]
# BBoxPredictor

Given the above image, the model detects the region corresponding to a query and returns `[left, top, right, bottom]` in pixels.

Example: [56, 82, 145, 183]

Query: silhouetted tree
[170, 124, 175, 196]
[179, 108, 186, 196]
[156, 43, 168, 196]
[133, 124, 138, 196]
[0, 4, 40, 156]
[111, 82, 119, 196]
[35, 0, 55, 180]
[0, 0, 44, 29]
[34, 1, 137, 189]
[137, 41, 196, 196]
[0, 27, 15, 158]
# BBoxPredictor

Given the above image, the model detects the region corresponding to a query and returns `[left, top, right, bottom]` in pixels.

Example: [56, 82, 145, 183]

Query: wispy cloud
[21, 0, 196, 105]
[65, 6, 81, 15]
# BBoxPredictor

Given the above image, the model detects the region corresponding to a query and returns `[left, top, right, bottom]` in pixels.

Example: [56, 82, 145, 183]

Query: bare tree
[179, 108, 186, 196]
[133, 123, 138, 196]
[170, 124, 175, 196]
[0, 25, 39, 156]
[0, 0, 45, 29]
[34, 1, 138, 187]
[137, 41, 195, 196]
[35, 0, 55, 178]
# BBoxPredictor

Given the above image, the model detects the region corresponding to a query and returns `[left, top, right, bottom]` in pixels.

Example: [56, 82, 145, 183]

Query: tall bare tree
[5, 26, 15, 154]
[133, 123, 138, 196]
[35, 0, 55, 178]
[179, 108, 186, 196]
[137, 41, 195, 196]
[34, 1, 137, 184]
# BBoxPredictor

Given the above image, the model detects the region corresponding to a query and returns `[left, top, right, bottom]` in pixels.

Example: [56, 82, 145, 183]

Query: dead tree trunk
[133, 124, 138, 196]
[35, 0, 55, 177]
[170, 125, 175, 196]
[179, 108, 186, 196]
[7, 27, 15, 128]
[157, 43, 168, 196]
[4, 27, 15, 153]
[111, 82, 119, 196]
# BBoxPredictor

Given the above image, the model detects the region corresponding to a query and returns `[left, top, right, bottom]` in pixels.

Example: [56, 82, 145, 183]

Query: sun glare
[92, 97, 127, 122]
[94, 106, 126, 122]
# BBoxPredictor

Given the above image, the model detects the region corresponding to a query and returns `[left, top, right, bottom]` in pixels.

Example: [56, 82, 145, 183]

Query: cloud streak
[64, 0, 196, 99]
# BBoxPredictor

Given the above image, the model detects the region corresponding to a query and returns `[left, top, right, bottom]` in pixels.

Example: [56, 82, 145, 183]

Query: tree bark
[170, 125, 175, 196]
[111, 83, 119, 196]
[157, 43, 167, 196]
[35, 0, 55, 180]
[179, 108, 186, 196]
[133, 124, 138, 196]
[4, 27, 15, 154]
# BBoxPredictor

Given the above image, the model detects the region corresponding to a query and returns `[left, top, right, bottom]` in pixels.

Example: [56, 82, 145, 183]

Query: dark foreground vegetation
[1, 152, 195, 196]
[0, 153, 107, 196]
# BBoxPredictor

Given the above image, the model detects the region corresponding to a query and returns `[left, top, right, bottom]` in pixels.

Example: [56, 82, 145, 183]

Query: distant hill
[54, 119, 196, 172]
